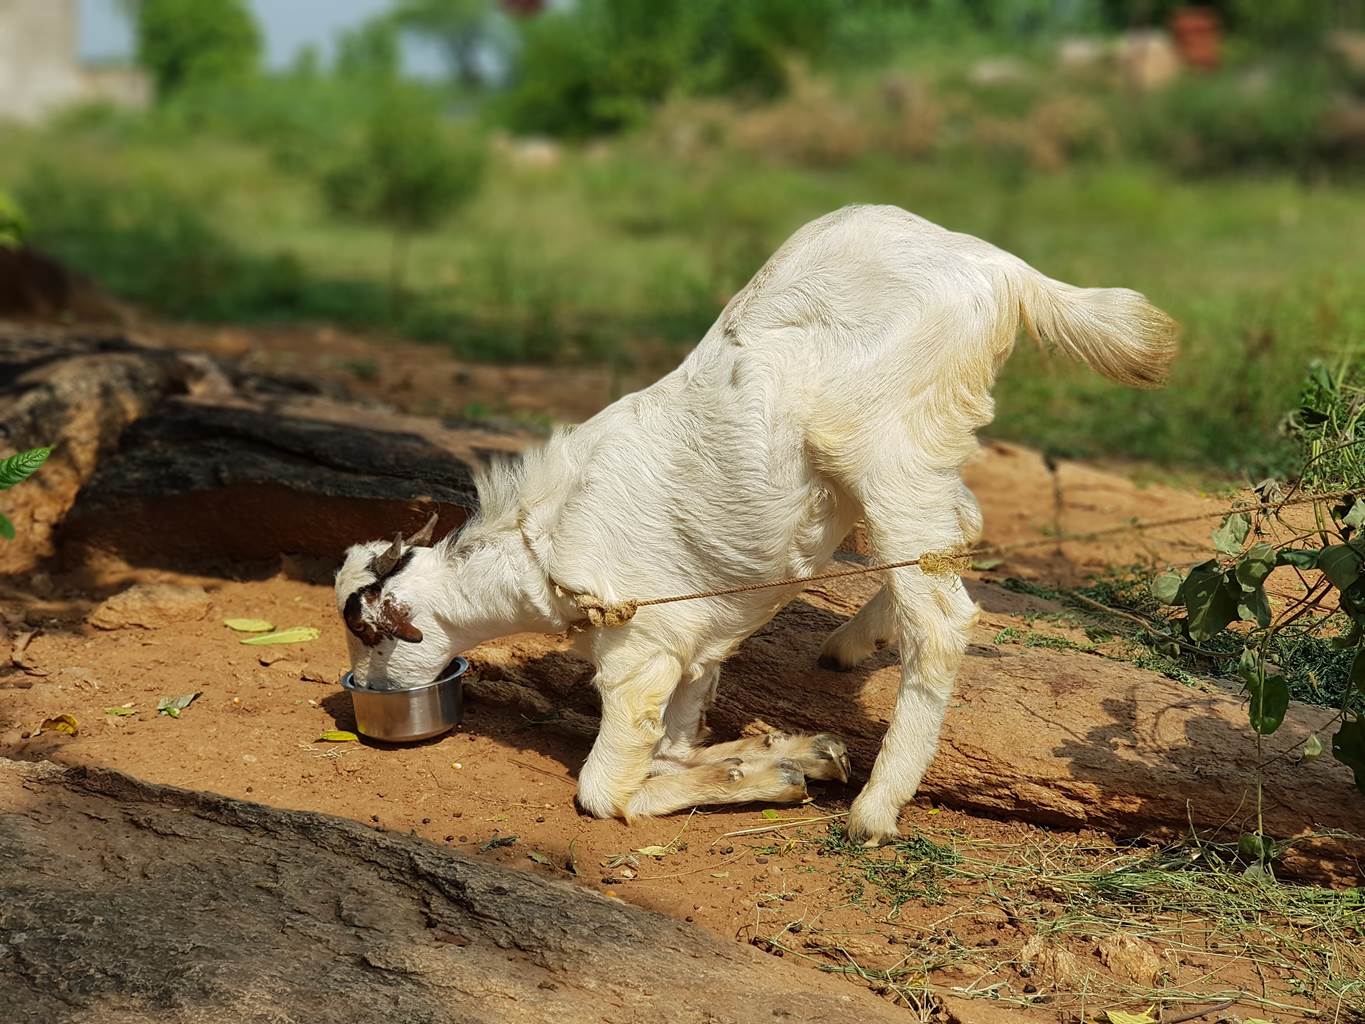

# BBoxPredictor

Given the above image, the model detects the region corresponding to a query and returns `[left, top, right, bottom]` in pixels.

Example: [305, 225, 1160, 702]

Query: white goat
[336, 204, 1176, 843]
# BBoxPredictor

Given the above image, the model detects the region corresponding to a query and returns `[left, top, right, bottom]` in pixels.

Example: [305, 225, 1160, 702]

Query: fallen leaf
[224, 618, 274, 633]
[40, 713, 78, 736]
[104, 705, 137, 717]
[157, 692, 200, 717]
[634, 845, 672, 858]
[528, 850, 552, 866]
[1105, 1007, 1158, 1024]
[481, 835, 518, 851]
[241, 626, 320, 646]
[316, 730, 358, 742]
[760, 809, 780, 820]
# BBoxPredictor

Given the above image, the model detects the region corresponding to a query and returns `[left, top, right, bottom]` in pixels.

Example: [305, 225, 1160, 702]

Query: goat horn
[406, 510, 440, 548]
[371, 532, 404, 578]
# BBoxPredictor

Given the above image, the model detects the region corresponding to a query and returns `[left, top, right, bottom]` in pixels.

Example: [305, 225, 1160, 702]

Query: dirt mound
[0, 246, 122, 322]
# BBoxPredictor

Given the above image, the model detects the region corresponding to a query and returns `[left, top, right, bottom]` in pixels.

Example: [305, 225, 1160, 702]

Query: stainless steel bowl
[340, 658, 467, 743]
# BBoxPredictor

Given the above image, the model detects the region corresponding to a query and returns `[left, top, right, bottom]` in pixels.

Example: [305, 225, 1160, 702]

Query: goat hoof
[776, 758, 806, 788]
[810, 733, 852, 784]
[816, 653, 856, 673]
[725, 764, 745, 782]
[762, 730, 790, 748]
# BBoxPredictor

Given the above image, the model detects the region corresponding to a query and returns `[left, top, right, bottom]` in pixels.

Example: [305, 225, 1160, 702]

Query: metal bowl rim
[339, 657, 469, 695]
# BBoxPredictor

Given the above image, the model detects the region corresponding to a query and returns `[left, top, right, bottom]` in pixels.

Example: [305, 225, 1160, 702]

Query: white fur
[336, 205, 1176, 841]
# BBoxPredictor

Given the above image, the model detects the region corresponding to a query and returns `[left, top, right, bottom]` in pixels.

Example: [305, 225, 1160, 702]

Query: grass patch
[806, 822, 1365, 1016]
[5, 54, 1364, 474]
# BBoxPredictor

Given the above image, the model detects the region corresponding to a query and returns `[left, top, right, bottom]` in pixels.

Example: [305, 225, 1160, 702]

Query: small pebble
[445, 835, 454, 842]
[1023, 984, 1037, 995]
[421, 817, 431, 824]
[755, 856, 769, 864]
[371, 815, 380, 823]
[535, 815, 545, 823]
[459, 835, 468, 843]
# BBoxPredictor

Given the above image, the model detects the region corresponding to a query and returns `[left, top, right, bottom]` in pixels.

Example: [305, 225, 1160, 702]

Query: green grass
[4, 96, 1363, 473]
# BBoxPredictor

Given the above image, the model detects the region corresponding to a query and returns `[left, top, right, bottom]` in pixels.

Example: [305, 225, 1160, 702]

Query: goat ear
[406, 510, 440, 548]
[380, 595, 423, 645]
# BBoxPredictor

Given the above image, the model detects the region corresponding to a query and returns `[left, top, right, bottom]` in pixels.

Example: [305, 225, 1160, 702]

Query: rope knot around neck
[551, 580, 639, 631]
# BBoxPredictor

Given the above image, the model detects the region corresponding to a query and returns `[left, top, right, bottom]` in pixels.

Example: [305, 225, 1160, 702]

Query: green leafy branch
[1148, 490, 1364, 866]
[0, 446, 53, 540]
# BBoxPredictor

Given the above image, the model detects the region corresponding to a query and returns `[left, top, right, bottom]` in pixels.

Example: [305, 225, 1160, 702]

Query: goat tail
[1015, 270, 1178, 389]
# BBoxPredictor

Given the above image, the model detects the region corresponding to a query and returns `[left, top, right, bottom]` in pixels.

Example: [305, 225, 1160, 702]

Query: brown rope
[557, 488, 1356, 628]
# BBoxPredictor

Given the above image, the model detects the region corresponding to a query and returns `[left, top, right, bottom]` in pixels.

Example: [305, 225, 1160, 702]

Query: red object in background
[1170, 6, 1221, 70]
[501, 0, 544, 16]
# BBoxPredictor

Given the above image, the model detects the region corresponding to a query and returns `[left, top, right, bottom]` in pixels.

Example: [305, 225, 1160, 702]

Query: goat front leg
[576, 653, 682, 819]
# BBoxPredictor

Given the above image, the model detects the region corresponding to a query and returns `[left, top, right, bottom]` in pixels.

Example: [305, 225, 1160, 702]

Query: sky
[78, 0, 447, 76]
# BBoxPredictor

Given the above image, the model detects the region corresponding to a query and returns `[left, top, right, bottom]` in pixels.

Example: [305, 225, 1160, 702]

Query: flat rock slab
[494, 576, 1365, 882]
[0, 757, 901, 1024]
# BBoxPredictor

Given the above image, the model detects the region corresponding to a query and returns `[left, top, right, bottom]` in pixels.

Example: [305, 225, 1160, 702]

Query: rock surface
[491, 572, 1365, 881]
[60, 395, 492, 568]
[0, 756, 901, 1024]
[0, 328, 196, 573]
[88, 582, 212, 630]
[0, 327, 522, 572]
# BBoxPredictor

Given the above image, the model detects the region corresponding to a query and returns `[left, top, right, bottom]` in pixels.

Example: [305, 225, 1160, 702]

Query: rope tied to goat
[551, 488, 1358, 631]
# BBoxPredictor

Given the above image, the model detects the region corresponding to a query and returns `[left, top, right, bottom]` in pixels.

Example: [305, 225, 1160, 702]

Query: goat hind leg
[688, 731, 851, 783]
[626, 757, 809, 819]
[843, 469, 979, 845]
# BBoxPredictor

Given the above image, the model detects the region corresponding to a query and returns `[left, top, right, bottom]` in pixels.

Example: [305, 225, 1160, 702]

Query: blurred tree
[336, 17, 402, 84]
[321, 89, 485, 310]
[130, 0, 262, 97]
[390, 0, 517, 88]
[496, 0, 843, 137]
[0, 191, 26, 250]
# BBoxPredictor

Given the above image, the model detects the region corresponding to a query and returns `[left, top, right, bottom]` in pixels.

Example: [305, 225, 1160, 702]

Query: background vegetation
[2, 0, 1363, 475]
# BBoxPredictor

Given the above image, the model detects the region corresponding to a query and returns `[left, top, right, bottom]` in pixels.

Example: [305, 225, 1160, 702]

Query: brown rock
[0, 757, 902, 1024]
[0, 327, 197, 574]
[59, 396, 495, 569]
[89, 583, 211, 630]
[1019, 935, 1086, 988]
[500, 569, 1365, 881]
[1096, 933, 1166, 987]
